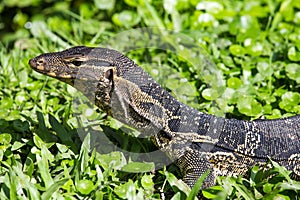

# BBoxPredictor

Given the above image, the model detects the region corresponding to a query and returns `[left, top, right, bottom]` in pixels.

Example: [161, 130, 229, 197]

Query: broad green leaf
[202, 185, 223, 199]
[112, 10, 141, 28]
[0, 97, 13, 110]
[257, 62, 273, 78]
[11, 141, 25, 151]
[273, 194, 291, 200]
[263, 183, 274, 193]
[202, 88, 219, 100]
[141, 174, 154, 190]
[227, 77, 242, 89]
[229, 45, 245, 56]
[121, 162, 154, 173]
[0, 133, 12, 144]
[286, 63, 300, 83]
[237, 96, 262, 116]
[97, 151, 126, 170]
[114, 179, 136, 199]
[94, 0, 115, 10]
[76, 179, 96, 195]
[279, 91, 300, 112]
[279, 182, 300, 191]
[288, 46, 300, 61]
[244, 39, 263, 56]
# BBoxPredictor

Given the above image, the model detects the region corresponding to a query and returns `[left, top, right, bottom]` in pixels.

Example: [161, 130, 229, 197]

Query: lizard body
[29, 46, 300, 188]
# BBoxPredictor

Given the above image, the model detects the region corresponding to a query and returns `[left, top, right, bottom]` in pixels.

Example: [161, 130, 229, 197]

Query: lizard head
[29, 46, 122, 113]
[28, 46, 119, 84]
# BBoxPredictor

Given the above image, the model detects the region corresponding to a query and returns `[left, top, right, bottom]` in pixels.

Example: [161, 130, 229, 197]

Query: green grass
[0, 0, 300, 199]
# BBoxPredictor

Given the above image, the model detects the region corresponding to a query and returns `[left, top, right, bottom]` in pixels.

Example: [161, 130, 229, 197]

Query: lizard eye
[71, 60, 82, 66]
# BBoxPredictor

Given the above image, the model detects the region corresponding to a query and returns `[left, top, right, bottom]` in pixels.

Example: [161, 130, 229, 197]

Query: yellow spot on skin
[61, 74, 72, 78]
[37, 65, 44, 71]
[47, 72, 57, 77]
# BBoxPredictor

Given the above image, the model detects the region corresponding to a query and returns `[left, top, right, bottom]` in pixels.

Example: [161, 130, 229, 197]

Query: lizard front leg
[176, 150, 216, 188]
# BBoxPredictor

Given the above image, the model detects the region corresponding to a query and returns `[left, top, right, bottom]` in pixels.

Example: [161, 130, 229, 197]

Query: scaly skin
[29, 46, 300, 188]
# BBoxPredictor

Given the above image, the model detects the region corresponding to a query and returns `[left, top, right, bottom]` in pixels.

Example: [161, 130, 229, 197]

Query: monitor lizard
[29, 46, 300, 189]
